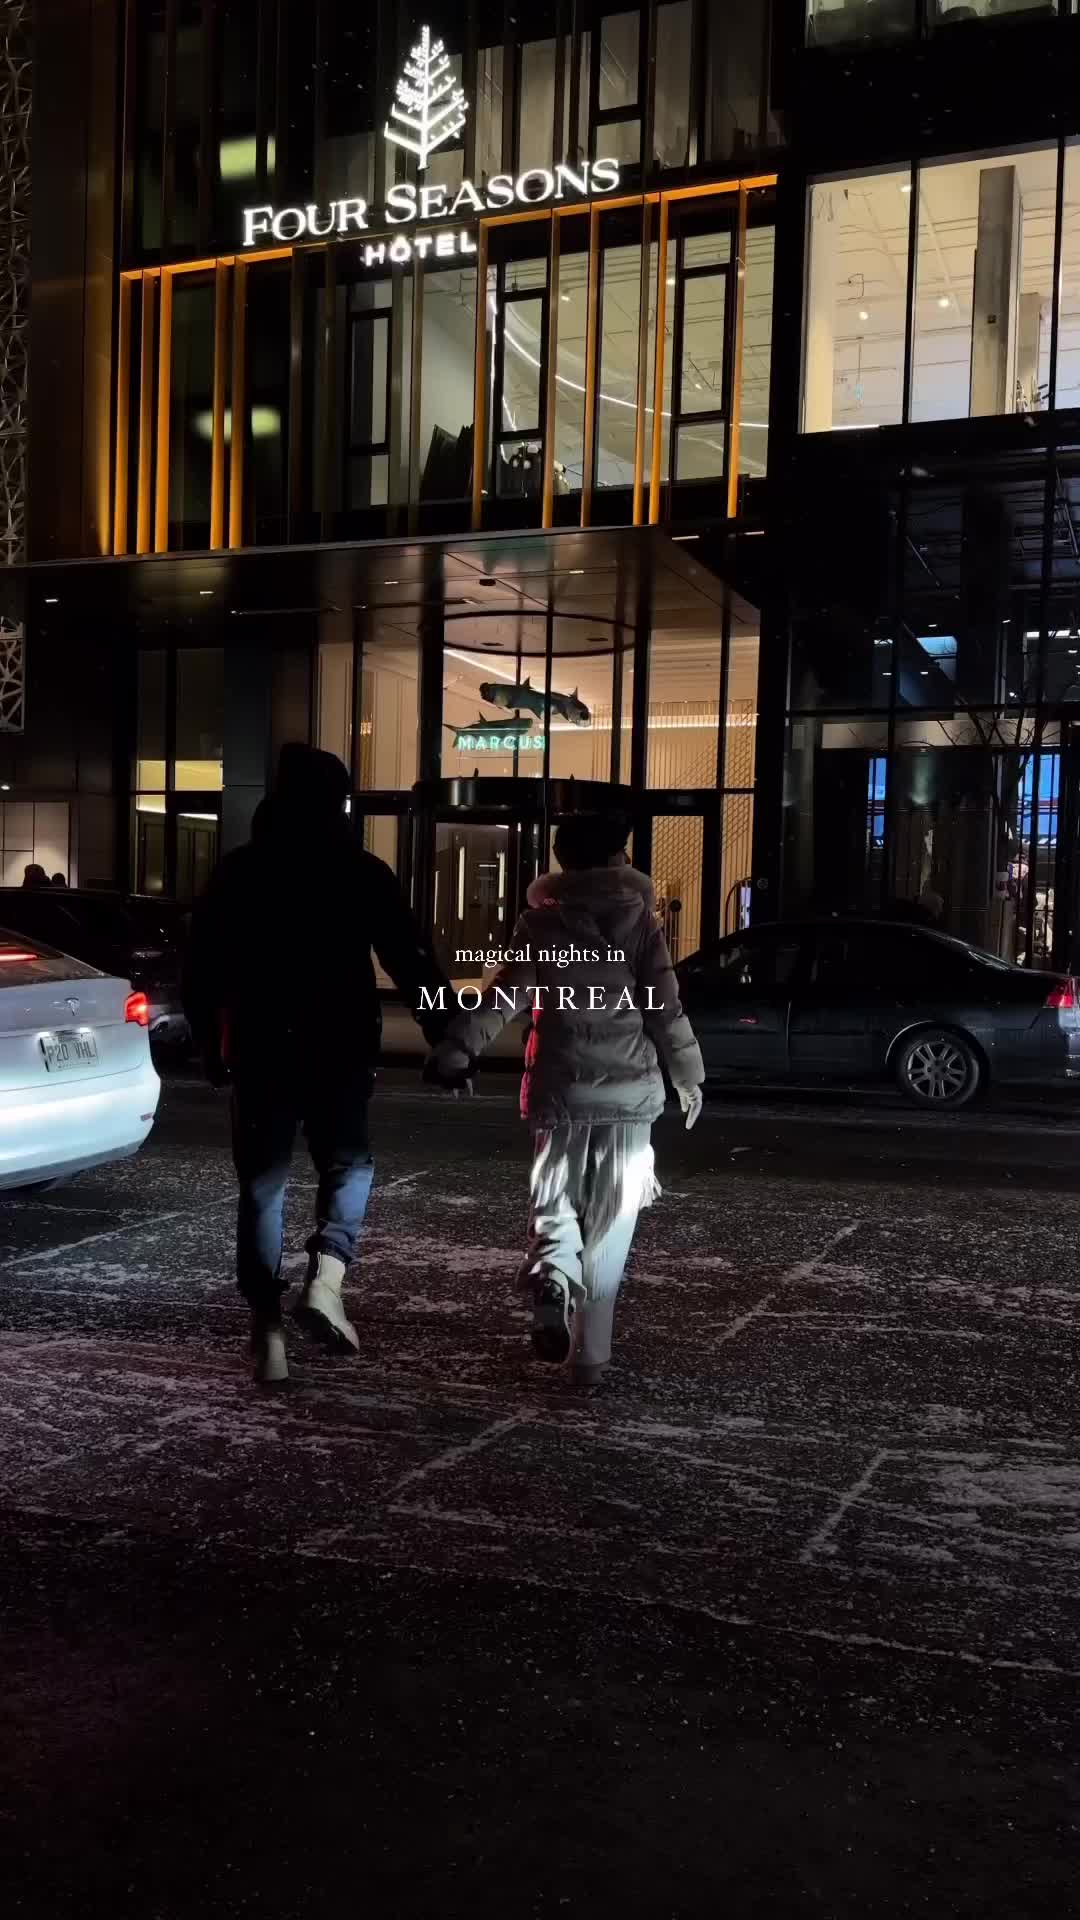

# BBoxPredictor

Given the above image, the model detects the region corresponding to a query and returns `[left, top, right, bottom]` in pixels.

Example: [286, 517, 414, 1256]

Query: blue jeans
[230, 1063, 375, 1311]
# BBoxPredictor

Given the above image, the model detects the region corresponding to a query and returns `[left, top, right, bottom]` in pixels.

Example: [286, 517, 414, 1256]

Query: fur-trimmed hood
[526, 865, 656, 912]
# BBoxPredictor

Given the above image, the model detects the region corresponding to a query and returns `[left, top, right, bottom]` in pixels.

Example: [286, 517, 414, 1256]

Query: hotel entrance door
[433, 819, 543, 980]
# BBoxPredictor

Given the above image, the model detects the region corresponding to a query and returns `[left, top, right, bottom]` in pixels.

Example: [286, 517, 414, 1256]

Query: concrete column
[802, 187, 839, 433]
[969, 166, 1021, 419]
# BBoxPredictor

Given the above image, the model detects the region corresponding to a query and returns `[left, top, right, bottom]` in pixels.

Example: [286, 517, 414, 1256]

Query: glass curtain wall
[806, 0, 1059, 47]
[782, 444, 1080, 968]
[802, 142, 1080, 435]
[127, 0, 778, 269]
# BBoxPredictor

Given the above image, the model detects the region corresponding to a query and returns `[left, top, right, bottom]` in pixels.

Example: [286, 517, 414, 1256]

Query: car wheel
[894, 1027, 982, 1109]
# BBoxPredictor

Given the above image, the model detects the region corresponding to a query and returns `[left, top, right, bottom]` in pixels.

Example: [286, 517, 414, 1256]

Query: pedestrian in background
[185, 743, 449, 1384]
[428, 813, 704, 1388]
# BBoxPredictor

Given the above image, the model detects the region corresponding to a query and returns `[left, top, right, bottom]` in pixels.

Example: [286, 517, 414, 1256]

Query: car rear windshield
[0, 929, 101, 986]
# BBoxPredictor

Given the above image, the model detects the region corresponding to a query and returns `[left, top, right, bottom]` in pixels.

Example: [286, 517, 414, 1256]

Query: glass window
[696, 932, 802, 989]
[806, 0, 916, 45]
[740, 221, 774, 479]
[135, 4, 166, 253]
[245, 266, 290, 543]
[597, 242, 644, 489]
[554, 247, 589, 494]
[930, 0, 1060, 25]
[519, 37, 558, 173]
[419, 266, 478, 502]
[724, 617, 759, 789]
[175, 648, 224, 790]
[476, 45, 505, 181]
[647, 626, 724, 788]
[652, 815, 703, 962]
[597, 11, 640, 112]
[169, 277, 214, 549]
[705, 0, 778, 159]
[320, 5, 377, 205]
[802, 168, 912, 433]
[679, 273, 727, 413]
[171, 0, 203, 249]
[216, 0, 261, 233]
[1056, 145, 1080, 409]
[653, 0, 691, 170]
[359, 635, 419, 790]
[318, 642, 353, 772]
[136, 649, 167, 793]
[913, 147, 1055, 424]
[345, 280, 392, 511]
[721, 793, 754, 933]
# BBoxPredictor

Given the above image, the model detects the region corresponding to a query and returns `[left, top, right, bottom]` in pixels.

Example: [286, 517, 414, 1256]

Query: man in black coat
[186, 743, 449, 1383]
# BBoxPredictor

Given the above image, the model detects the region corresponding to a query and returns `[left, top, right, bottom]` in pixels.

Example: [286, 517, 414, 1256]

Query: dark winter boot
[531, 1272, 574, 1364]
[293, 1253, 360, 1355]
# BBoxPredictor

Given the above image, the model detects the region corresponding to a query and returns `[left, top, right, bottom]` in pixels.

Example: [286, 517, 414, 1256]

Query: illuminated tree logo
[384, 27, 467, 172]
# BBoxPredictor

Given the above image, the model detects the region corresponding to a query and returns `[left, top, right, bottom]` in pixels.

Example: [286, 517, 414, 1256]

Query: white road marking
[715, 1219, 862, 1347]
[800, 1446, 893, 1565]
[388, 1409, 531, 1497]
[0, 1192, 237, 1268]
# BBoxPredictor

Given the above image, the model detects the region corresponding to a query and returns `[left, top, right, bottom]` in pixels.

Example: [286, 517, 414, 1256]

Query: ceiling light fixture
[937, 296, 950, 310]
[199, 589, 213, 596]
[44, 596, 58, 605]
[383, 578, 400, 586]
[858, 308, 869, 322]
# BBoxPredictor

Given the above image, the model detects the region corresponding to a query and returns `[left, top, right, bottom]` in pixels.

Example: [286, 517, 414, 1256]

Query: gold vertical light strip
[136, 273, 158, 556]
[580, 205, 601, 530]
[229, 260, 247, 548]
[631, 198, 652, 527]
[153, 267, 174, 552]
[648, 194, 670, 525]
[471, 222, 489, 531]
[112, 275, 132, 555]
[541, 213, 560, 530]
[210, 261, 230, 549]
[726, 185, 749, 522]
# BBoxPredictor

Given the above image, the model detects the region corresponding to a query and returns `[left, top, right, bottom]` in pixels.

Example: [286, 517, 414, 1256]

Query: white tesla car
[0, 927, 160, 1191]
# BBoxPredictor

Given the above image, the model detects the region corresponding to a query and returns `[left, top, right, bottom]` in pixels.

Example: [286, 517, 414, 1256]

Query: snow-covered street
[3, 1070, 1079, 1915]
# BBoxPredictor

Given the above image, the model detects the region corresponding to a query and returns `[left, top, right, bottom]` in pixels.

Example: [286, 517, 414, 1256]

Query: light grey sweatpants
[518, 1122, 658, 1368]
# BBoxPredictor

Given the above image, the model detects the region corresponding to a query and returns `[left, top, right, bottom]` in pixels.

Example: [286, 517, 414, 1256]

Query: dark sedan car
[676, 918, 1080, 1108]
[0, 889, 190, 1053]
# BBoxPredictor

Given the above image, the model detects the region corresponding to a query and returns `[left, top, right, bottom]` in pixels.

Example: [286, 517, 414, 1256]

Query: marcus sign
[242, 27, 622, 256]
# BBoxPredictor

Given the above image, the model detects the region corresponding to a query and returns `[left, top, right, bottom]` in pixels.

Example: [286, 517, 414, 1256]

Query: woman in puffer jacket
[430, 814, 705, 1387]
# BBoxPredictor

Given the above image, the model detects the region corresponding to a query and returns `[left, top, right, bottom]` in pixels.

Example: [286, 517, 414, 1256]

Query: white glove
[678, 1085, 703, 1131]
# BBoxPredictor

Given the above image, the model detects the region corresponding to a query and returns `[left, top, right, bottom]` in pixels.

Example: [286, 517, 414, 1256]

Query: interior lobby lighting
[858, 308, 869, 322]
[383, 578, 399, 586]
[937, 296, 950, 310]
[568, 567, 585, 574]
[900, 182, 912, 194]
[194, 406, 280, 441]
[560, 293, 570, 303]
[199, 589, 213, 597]
[44, 596, 58, 604]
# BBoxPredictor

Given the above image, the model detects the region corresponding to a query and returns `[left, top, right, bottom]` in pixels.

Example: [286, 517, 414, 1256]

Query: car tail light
[1045, 979, 1077, 1010]
[125, 991, 150, 1027]
[0, 949, 37, 963]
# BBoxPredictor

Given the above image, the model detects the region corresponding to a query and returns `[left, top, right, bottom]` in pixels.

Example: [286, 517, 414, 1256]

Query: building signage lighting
[454, 727, 546, 754]
[241, 29, 621, 253]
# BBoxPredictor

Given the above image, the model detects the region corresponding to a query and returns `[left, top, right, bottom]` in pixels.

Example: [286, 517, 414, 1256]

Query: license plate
[39, 1029, 99, 1073]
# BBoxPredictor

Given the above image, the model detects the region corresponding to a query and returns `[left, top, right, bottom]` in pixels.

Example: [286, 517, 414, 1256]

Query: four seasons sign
[242, 27, 623, 259]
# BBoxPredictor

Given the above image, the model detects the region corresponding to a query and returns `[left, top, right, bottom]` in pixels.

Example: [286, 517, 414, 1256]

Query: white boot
[293, 1252, 359, 1354]
[251, 1315, 289, 1386]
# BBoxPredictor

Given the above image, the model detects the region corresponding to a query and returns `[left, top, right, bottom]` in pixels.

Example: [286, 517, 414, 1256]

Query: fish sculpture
[478, 676, 591, 727]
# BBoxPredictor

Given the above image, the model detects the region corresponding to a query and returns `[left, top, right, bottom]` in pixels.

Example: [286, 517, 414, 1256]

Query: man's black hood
[252, 743, 350, 843]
